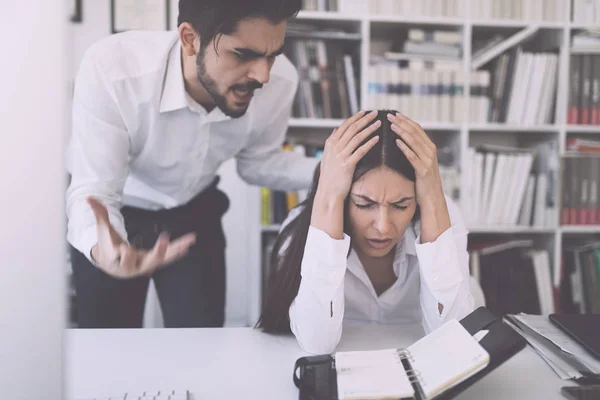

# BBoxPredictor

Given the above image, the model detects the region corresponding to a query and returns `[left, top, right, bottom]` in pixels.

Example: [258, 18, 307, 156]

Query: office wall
[0, 2, 67, 399]
[68, 0, 253, 326]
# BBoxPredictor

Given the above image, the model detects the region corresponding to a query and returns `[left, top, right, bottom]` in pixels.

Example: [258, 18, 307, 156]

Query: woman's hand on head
[317, 110, 381, 201]
[387, 112, 445, 208]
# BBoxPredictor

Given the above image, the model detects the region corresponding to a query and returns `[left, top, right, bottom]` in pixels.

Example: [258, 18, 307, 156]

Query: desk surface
[66, 324, 569, 399]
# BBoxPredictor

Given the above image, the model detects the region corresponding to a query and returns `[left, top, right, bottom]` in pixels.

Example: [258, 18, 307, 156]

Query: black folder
[549, 314, 600, 361]
[293, 307, 526, 400]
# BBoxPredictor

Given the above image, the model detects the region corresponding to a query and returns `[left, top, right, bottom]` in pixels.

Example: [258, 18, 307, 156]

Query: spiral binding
[394, 348, 426, 387]
[394, 348, 415, 363]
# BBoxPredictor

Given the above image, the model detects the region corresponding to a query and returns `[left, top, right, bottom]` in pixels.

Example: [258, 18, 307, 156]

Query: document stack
[505, 314, 600, 380]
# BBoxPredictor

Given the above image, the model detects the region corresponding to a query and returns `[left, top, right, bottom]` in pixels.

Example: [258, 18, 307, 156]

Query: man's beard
[195, 48, 262, 119]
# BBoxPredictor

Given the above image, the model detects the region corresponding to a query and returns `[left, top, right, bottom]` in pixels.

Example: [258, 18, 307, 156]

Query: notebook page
[335, 348, 415, 400]
[407, 319, 490, 399]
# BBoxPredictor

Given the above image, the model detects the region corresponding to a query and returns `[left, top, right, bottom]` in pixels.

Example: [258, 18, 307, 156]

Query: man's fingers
[87, 197, 110, 226]
[162, 233, 197, 265]
[139, 232, 170, 273]
[118, 244, 137, 273]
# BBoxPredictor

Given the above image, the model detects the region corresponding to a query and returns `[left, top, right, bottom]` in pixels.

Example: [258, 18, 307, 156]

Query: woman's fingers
[330, 110, 366, 142]
[342, 119, 381, 157]
[387, 113, 435, 160]
[336, 110, 378, 149]
[348, 136, 379, 165]
[391, 123, 428, 159]
[395, 138, 423, 171]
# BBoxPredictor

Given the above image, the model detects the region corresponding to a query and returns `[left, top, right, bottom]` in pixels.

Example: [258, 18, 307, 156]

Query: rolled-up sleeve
[416, 198, 474, 333]
[289, 226, 350, 355]
[66, 49, 130, 262]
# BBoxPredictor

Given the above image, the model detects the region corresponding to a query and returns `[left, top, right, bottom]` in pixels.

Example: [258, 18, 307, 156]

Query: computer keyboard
[75, 389, 189, 400]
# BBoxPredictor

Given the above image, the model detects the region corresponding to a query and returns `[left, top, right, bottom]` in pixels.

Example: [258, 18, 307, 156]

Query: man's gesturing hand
[88, 198, 196, 279]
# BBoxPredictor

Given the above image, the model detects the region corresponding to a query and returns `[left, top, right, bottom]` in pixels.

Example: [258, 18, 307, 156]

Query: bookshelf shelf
[296, 10, 361, 22]
[471, 20, 566, 29]
[468, 124, 559, 133]
[561, 226, 600, 234]
[421, 122, 462, 131]
[289, 118, 344, 129]
[469, 226, 556, 234]
[368, 15, 464, 27]
[566, 125, 600, 134]
[569, 23, 600, 30]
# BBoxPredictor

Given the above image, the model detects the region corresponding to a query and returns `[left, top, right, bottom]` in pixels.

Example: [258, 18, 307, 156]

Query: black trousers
[71, 178, 230, 328]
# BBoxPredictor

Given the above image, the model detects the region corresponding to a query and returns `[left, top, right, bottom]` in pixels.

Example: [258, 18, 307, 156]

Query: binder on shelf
[471, 26, 539, 70]
[293, 307, 526, 400]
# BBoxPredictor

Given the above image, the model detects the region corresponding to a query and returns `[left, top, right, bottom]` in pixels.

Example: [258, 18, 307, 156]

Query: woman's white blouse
[287, 197, 474, 355]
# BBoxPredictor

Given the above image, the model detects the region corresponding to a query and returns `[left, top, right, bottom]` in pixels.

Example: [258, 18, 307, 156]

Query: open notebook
[334, 319, 490, 400]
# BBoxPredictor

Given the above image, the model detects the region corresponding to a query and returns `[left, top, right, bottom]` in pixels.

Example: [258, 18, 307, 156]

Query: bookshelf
[247, 0, 600, 324]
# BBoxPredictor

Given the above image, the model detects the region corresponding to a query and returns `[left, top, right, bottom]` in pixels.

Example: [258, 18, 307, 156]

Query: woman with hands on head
[257, 110, 474, 354]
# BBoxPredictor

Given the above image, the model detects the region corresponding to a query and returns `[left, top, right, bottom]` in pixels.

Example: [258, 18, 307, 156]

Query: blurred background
[64, 0, 600, 329]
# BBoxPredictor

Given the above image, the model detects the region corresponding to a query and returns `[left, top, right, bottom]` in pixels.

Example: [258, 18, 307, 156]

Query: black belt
[122, 177, 230, 248]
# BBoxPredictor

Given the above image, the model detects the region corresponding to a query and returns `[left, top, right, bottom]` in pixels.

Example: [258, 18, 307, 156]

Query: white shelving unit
[246, 1, 600, 325]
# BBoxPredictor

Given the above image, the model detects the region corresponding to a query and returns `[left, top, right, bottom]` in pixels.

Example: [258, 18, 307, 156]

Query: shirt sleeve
[65, 49, 130, 262]
[415, 196, 474, 333]
[289, 225, 350, 355]
[235, 60, 319, 192]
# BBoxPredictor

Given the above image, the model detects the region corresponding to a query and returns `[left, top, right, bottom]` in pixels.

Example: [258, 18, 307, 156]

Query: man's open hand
[88, 197, 196, 279]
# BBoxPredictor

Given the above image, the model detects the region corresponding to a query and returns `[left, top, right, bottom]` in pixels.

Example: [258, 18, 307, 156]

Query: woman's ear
[179, 22, 200, 57]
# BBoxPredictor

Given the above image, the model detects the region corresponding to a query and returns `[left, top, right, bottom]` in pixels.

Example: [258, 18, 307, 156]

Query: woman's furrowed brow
[351, 194, 414, 203]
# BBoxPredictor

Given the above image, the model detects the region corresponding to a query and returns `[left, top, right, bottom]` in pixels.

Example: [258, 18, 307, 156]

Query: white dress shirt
[287, 196, 474, 355]
[66, 31, 319, 261]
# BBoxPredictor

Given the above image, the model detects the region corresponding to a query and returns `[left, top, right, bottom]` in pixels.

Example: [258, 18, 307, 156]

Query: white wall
[69, 0, 253, 326]
[0, 2, 67, 399]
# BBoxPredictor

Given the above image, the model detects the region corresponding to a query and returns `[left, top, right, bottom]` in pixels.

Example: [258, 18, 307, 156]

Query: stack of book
[301, 0, 338, 12]
[469, 26, 558, 124]
[471, 0, 566, 21]
[561, 242, 600, 315]
[469, 239, 554, 316]
[464, 143, 558, 228]
[572, 0, 600, 24]
[562, 138, 600, 225]
[285, 24, 360, 119]
[367, 29, 465, 123]
[568, 32, 600, 125]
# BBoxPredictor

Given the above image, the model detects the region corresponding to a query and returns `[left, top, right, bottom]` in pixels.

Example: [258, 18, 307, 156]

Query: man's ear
[179, 22, 199, 57]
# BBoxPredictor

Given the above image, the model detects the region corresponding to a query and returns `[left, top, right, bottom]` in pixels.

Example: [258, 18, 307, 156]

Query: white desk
[66, 324, 569, 399]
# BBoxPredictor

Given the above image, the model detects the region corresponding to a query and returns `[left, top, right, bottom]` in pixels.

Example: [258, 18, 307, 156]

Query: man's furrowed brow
[234, 44, 285, 58]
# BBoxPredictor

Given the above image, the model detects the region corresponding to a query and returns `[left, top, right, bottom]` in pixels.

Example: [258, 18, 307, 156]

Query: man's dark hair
[178, 0, 302, 50]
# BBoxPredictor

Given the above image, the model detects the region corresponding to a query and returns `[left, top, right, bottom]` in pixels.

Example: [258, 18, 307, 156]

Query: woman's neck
[356, 248, 396, 296]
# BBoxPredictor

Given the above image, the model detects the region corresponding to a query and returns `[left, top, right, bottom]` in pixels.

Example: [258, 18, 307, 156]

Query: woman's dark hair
[256, 110, 419, 333]
[177, 0, 302, 51]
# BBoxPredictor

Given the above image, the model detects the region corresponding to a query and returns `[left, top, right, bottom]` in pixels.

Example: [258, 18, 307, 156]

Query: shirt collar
[159, 38, 188, 113]
[159, 39, 233, 123]
[347, 222, 420, 284]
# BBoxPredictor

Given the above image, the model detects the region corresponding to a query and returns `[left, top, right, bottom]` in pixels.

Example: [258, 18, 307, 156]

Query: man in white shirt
[66, 0, 318, 328]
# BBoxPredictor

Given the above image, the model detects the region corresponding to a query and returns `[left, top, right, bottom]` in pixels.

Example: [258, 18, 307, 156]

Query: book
[471, 26, 539, 70]
[334, 319, 490, 400]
